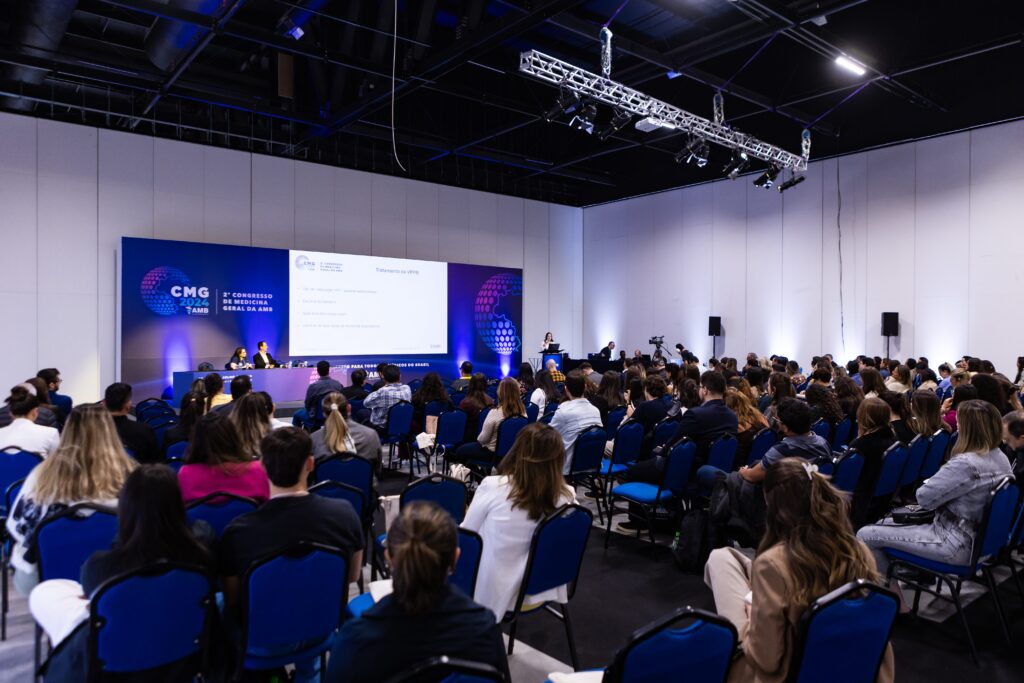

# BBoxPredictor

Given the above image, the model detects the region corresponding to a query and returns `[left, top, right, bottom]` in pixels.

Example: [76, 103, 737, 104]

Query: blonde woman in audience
[462, 423, 576, 620]
[6, 405, 135, 595]
[311, 392, 356, 459]
[705, 458, 893, 682]
[230, 393, 270, 457]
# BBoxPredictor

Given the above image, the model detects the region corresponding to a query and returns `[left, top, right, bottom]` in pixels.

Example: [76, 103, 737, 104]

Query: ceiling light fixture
[544, 85, 581, 122]
[569, 100, 598, 134]
[597, 108, 632, 141]
[674, 136, 709, 167]
[777, 174, 806, 193]
[753, 166, 781, 189]
[835, 55, 866, 76]
[723, 150, 750, 179]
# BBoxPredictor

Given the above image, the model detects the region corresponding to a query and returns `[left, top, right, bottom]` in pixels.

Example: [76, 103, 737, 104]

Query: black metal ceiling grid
[1, 0, 1022, 206]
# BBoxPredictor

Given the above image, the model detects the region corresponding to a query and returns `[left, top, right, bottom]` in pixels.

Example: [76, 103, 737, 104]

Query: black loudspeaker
[709, 316, 722, 337]
[881, 312, 899, 337]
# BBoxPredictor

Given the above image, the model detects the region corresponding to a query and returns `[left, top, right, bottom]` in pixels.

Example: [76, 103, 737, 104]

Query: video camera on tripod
[648, 335, 672, 357]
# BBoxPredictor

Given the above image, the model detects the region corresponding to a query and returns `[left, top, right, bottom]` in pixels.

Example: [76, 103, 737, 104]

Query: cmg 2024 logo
[140, 266, 210, 316]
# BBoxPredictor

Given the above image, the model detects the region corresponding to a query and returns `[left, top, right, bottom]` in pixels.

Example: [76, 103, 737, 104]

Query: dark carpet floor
[376, 467, 1024, 681]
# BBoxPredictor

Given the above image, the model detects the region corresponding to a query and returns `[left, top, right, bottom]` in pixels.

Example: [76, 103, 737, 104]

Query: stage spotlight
[753, 166, 781, 189]
[544, 86, 580, 122]
[835, 55, 866, 76]
[777, 174, 806, 193]
[674, 137, 709, 167]
[722, 150, 749, 179]
[569, 100, 597, 135]
[597, 108, 632, 141]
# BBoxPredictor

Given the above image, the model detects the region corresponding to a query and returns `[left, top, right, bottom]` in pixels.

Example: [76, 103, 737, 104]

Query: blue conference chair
[830, 449, 864, 494]
[384, 656, 506, 682]
[810, 419, 831, 442]
[606, 407, 627, 435]
[565, 427, 608, 523]
[884, 477, 1018, 663]
[239, 543, 348, 678]
[831, 417, 854, 450]
[526, 402, 540, 424]
[310, 481, 366, 519]
[600, 607, 737, 683]
[475, 408, 492, 438]
[80, 561, 214, 683]
[401, 473, 467, 524]
[919, 429, 951, 480]
[314, 453, 374, 523]
[651, 418, 678, 450]
[0, 447, 42, 519]
[872, 442, 909, 497]
[34, 504, 119, 674]
[747, 428, 777, 466]
[434, 410, 468, 469]
[166, 457, 185, 474]
[147, 414, 179, 450]
[707, 434, 739, 473]
[165, 440, 189, 461]
[606, 439, 696, 547]
[787, 580, 898, 683]
[451, 528, 483, 600]
[470, 416, 528, 478]
[136, 398, 173, 422]
[185, 492, 259, 538]
[2, 475, 29, 640]
[383, 401, 416, 477]
[899, 435, 929, 489]
[504, 504, 593, 671]
[598, 422, 645, 509]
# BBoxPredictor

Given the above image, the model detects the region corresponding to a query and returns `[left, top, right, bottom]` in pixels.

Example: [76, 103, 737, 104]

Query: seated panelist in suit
[253, 340, 278, 369]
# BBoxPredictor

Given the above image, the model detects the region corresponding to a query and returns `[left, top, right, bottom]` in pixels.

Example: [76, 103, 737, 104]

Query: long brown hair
[951, 399, 1003, 457]
[760, 458, 877, 605]
[230, 393, 269, 457]
[496, 377, 525, 417]
[910, 390, 946, 436]
[33, 404, 136, 505]
[387, 501, 458, 615]
[186, 412, 251, 466]
[767, 372, 795, 405]
[725, 389, 768, 432]
[856, 397, 891, 435]
[497, 423, 572, 521]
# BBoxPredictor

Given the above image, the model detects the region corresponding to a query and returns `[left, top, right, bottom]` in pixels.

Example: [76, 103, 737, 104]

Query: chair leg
[2, 560, 7, 641]
[321, 651, 328, 682]
[946, 578, 979, 666]
[604, 497, 615, 549]
[34, 624, 41, 682]
[645, 507, 656, 545]
[506, 617, 518, 656]
[1011, 561, 1024, 602]
[982, 566, 1012, 647]
[561, 603, 580, 671]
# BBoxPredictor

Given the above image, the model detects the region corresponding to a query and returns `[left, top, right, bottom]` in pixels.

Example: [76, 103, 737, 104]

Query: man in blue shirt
[363, 364, 411, 433]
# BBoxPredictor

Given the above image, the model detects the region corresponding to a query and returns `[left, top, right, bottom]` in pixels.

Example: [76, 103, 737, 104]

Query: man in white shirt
[549, 371, 602, 475]
[0, 384, 60, 457]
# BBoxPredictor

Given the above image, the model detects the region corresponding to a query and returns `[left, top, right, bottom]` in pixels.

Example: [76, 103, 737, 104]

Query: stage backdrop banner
[119, 237, 522, 401]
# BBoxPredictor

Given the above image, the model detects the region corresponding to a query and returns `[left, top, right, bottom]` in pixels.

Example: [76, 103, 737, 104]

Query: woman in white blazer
[0, 384, 59, 457]
[461, 423, 576, 620]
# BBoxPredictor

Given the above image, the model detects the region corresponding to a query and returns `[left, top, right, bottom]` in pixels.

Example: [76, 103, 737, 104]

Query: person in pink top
[178, 412, 270, 504]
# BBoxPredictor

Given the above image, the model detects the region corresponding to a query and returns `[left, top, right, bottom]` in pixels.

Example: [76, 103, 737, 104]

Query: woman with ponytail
[326, 502, 509, 683]
[311, 392, 356, 459]
[0, 383, 60, 456]
[705, 457, 893, 683]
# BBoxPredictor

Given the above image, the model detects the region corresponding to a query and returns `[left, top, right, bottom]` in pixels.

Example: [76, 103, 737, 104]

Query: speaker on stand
[881, 312, 899, 359]
[709, 316, 722, 359]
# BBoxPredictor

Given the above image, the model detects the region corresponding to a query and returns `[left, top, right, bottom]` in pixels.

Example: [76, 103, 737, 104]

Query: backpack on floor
[672, 509, 710, 573]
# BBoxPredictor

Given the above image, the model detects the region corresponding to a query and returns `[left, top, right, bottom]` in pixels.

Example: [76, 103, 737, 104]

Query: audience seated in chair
[293, 360, 345, 428]
[0, 383, 60, 457]
[411, 372, 453, 434]
[451, 361, 474, 393]
[163, 390, 207, 456]
[846, 398, 898, 525]
[857, 400, 1011, 609]
[326, 502, 510, 683]
[529, 370, 559, 417]
[220, 427, 364, 683]
[452, 378, 527, 470]
[724, 389, 769, 468]
[35, 368, 72, 426]
[363, 364, 412, 435]
[211, 375, 253, 417]
[103, 382, 161, 464]
[704, 458, 893, 683]
[178, 412, 270, 505]
[549, 372, 603, 476]
[6, 405, 135, 595]
[461, 423, 576, 620]
[1002, 410, 1024, 482]
[229, 393, 271, 458]
[29, 464, 213, 680]
[458, 373, 494, 442]
[202, 373, 231, 411]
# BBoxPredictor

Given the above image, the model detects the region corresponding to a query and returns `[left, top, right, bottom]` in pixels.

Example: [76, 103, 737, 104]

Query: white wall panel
[370, 175, 407, 258]
[523, 200, 550, 362]
[154, 138, 204, 243]
[496, 196, 524, 269]
[334, 168, 372, 255]
[549, 204, 584, 354]
[744, 183, 782, 357]
[650, 190, 685, 348]
[679, 184, 714, 362]
[0, 113, 38, 391]
[467, 191, 499, 266]
[438, 186, 470, 265]
[251, 154, 294, 249]
[711, 179, 747, 358]
[294, 161, 334, 252]
[203, 146, 250, 245]
[780, 162, 824, 366]
[405, 181, 439, 262]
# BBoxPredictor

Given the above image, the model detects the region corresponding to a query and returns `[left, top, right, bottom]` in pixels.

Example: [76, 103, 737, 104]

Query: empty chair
[599, 607, 737, 683]
[606, 407, 627, 436]
[383, 401, 416, 474]
[707, 434, 739, 473]
[526, 403, 540, 424]
[788, 580, 898, 683]
[0, 447, 42, 519]
[165, 440, 189, 461]
[434, 410, 468, 468]
[565, 427, 608, 521]
[185, 492, 259, 537]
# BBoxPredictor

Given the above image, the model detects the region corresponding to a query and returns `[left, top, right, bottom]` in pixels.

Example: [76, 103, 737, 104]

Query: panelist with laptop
[541, 332, 558, 354]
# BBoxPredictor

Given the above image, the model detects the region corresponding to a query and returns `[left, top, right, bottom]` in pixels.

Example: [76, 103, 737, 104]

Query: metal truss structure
[520, 49, 809, 172]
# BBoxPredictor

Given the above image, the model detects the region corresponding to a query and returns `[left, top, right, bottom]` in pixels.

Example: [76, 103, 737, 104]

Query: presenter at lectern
[253, 341, 278, 369]
[541, 331, 557, 354]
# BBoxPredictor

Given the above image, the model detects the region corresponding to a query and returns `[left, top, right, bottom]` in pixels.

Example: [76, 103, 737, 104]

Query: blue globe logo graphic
[474, 273, 523, 356]
[140, 266, 191, 316]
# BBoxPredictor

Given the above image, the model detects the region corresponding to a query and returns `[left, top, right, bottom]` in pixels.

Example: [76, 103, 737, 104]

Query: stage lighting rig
[753, 166, 781, 189]
[597, 108, 633, 141]
[723, 150, 750, 179]
[569, 100, 597, 134]
[777, 173, 806, 193]
[544, 85, 581, 123]
[675, 136, 710, 167]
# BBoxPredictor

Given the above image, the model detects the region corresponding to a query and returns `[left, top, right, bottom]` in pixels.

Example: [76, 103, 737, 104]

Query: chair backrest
[607, 407, 627, 435]
[5, 478, 25, 515]
[610, 421, 645, 465]
[135, 398, 171, 421]
[789, 580, 898, 683]
[569, 427, 608, 477]
[408, 379, 424, 394]
[166, 457, 185, 474]
[451, 528, 483, 599]
[871, 443, 909, 498]
[526, 402, 539, 423]
[387, 401, 415, 439]
[831, 450, 865, 494]
[242, 543, 347, 653]
[0, 446, 42, 504]
[185, 492, 259, 537]
[89, 562, 212, 677]
[495, 416, 529, 460]
[424, 400, 448, 418]
[706, 434, 739, 472]
[36, 503, 119, 581]
[450, 391, 467, 407]
[747, 428, 776, 466]
[165, 440, 189, 461]
[435, 410, 468, 448]
[476, 407, 492, 437]
[831, 418, 853, 450]
[382, 655, 506, 683]
[919, 429, 950, 480]
[605, 607, 737, 683]
[310, 481, 366, 517]
[314, 453, 374, 517]
[651, 418, 678, 449]
[517, 504, 593, 608]
[810, 419, 831, 441]
[661, 440, 697, 496]
[899, 435, 929, 488]
[401, 474, 467, 524]
[973, 476, 1019, 565]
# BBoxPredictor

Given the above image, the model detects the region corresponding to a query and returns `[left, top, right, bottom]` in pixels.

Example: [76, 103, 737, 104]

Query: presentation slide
[288, 250, 448, 356]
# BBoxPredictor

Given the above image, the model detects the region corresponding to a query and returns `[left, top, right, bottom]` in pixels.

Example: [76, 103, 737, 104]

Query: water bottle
[670, 531, 680, 551]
